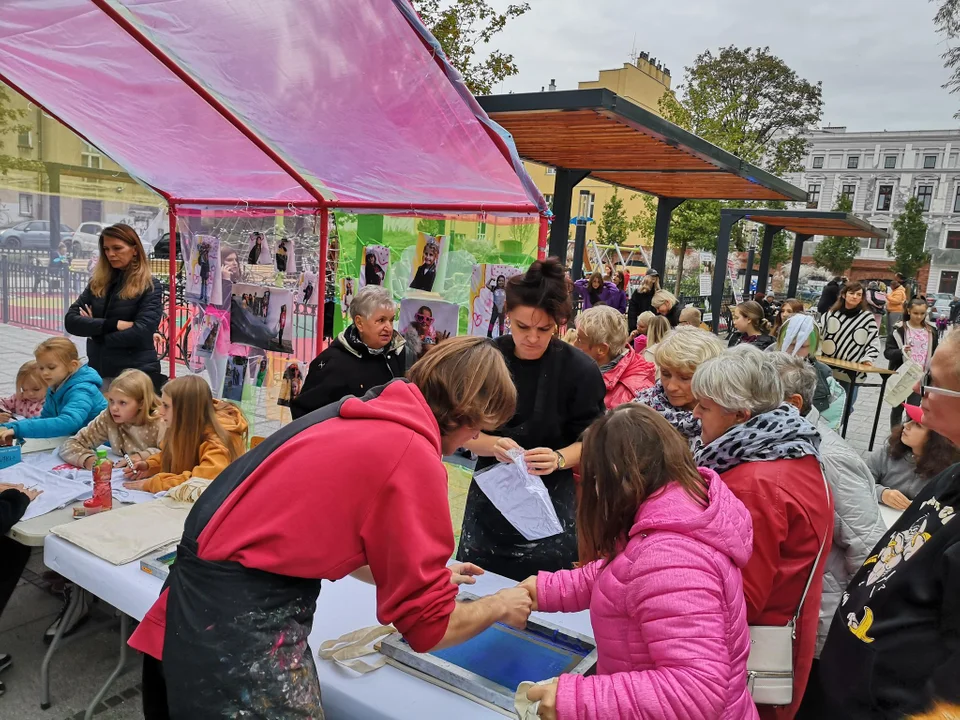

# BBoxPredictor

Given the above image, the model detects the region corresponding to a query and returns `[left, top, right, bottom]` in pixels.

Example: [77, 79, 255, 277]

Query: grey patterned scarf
[694, 404, 821, 475]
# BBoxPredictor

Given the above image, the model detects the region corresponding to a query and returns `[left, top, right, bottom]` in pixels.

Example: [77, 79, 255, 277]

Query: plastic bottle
[84, 449, 113, 511]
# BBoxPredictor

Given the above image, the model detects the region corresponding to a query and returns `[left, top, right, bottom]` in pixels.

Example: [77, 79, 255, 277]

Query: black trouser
[796, 659, 827, 719]
[142, 655, 170, 720]
[0, 536, 31, 621]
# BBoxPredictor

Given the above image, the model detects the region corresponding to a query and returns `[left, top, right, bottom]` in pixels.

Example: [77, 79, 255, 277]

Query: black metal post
[710, 212, 737, 334]
[0, 256, 8, 324]
[548, 169, 590, 261]
[651, 197, 683, 277]
[742, 244, 756, 298]
[787, 233, 811, 298]
[571, 219, 587, 281]
[47, 164, 61, 259]
[755, 225, 779, 295]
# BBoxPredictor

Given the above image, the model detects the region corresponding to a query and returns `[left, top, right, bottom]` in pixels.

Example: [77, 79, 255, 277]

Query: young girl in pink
[0, 361, 46, 422]
[521, 404, 758, 720]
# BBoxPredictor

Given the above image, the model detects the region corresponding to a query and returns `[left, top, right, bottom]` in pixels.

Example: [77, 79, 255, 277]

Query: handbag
[883, 328, 925, 407]
[746, 470, 830, 706]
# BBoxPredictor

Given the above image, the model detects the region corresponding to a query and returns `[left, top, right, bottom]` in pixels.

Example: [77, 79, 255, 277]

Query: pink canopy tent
[0, 0, 547, 374]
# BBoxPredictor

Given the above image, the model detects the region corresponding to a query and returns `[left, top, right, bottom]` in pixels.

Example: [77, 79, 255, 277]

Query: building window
[917, 184, 934, 211]
[81, 142, 102, 169]
[545, 167, 556, 175]
[812, 156, 824, 169]
[924, 155, 938, 169]
[18, 194, 33, 217]
[847, 155, 860, 169]
[578, 190, 595, 218]
[807, 183, 821, 209]
[884, 155, 897, 169]
[877, 184, 893, 211]
[17, 130, 32, 149]
[868, 237, 886, 250]
[939, 270, 959, 294]
[947, 231, 960, 249]
[477, 222, 487, 241]
[841, 184, 856, 204]
[954, 187, 960, 213]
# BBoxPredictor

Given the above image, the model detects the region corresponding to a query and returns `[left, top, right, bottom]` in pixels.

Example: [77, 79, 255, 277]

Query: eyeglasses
[414, 313, 434, 325]
[920, 370, 960, 398]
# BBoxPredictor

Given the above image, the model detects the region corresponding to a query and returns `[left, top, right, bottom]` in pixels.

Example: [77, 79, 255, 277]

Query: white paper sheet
[473, 448, 563, 541]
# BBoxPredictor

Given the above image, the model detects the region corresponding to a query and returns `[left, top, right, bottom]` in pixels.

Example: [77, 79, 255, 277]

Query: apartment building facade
[786, 127, 960, 295]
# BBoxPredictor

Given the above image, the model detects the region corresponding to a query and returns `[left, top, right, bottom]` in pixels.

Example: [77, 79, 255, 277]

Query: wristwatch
[555, 451, 566, 470]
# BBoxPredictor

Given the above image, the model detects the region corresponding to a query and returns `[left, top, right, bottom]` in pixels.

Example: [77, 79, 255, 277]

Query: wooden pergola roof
[722, 209, 889, 238]
[478, 89, 807, 202]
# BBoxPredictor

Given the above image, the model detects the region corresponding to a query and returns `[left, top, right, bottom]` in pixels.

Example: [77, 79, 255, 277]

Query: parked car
[0, 221, 75, 250]
[151, 231, 183, 260]
[70, 221, 108, 256]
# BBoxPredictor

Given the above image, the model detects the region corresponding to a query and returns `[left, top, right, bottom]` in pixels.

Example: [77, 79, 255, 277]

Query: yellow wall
[523, 59, 672, 249]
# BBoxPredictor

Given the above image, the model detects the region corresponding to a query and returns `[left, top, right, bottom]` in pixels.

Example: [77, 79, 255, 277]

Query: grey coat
[814, 419, 888, 656]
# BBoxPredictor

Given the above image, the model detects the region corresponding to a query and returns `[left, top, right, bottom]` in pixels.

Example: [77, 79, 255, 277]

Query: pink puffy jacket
[537, 468, 758, 720]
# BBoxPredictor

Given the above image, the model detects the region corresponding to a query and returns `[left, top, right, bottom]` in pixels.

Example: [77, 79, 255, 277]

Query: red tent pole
[325, 200, 537, 214]
[316, 208, 329, 358]
[167, 205, 178, 379]
[538, 215, 549, 260]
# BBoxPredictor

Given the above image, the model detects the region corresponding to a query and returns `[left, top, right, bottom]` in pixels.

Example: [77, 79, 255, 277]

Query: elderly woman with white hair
[634, 326, 725, 447]
[573, 305, 656, 408]
[692, 346, 834, 720]
[292, 286, 410, 418]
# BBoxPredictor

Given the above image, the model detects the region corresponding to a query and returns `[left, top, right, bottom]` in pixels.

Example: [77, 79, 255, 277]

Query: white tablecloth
[879, 504, 903, 529]
[44, 536, 593, 719]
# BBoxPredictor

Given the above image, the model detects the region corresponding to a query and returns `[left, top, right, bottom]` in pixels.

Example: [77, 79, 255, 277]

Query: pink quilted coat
[536, 467, 758, 720]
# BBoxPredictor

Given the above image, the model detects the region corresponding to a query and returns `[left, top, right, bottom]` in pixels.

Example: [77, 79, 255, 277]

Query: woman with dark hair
[885, 298, 938, 426]
[247, 232, 264, 265]
[364, 252, 384, 286]
[574, 270, 625, 312]
[628, 270, 660, 333]
[65, 224, 164, 392]
[458, 258, 606, 580]
[817, 281, 880, 409]
[773, 298, 804, 335]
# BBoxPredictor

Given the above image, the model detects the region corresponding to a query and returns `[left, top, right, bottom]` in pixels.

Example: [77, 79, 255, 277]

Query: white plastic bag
[473, 448, 563, 541]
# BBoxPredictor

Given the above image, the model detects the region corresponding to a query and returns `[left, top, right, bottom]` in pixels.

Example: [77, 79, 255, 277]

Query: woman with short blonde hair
[652, 289, 682, 327]
[574, 306, 655, 408]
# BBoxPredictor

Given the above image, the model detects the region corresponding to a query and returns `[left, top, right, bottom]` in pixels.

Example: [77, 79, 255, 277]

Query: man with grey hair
[692, 345, 833, 718]
[292, 286, 407, 418]
[767, 353, 886, 718]
[819, 328, 960, 717]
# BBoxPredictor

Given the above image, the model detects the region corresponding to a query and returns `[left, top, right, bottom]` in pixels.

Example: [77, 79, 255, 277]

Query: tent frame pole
[167, 205, 178, 379]
[316, 208, 329, 357]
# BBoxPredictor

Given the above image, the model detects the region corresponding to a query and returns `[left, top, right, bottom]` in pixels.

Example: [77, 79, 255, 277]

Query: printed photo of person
[487, 275, 507, 338]
[340, 277, 356, 319]
[185, 234, 222, 306]
[230, 283, 295, 354]
[222, 355, 248, 402]
[399, 298, 458, 360]
[278, 362, 304, 407]
[361, 245, 388, 287]
[297, 269, 318, 306]
[409, 234, 443, 292]
[467, 264, 523, 338]
[248, 232, 265, 265]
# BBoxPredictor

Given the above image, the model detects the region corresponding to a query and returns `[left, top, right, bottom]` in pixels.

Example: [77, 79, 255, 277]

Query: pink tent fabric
[0, 0, 544, 212]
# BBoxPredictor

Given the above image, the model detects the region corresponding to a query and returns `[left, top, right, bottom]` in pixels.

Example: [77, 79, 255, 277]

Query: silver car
[0, 220, 75, 250]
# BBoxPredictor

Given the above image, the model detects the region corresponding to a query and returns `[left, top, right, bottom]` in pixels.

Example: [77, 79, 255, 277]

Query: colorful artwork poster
[361, 245, 389, 287]
[399, 298, 459, 349]
[278, 361, 305, 407]
[408, 233, 446, 293]
[468, 264, 523, 338]
[296, 269, 319, 306]
[246, 231, 273, 266]
[222, 355, 248, 402]
[340, 277, 356, 319]
[185, 234, 222, 306]
[275, 236, 295, 274]
[230, 282, 295, 354]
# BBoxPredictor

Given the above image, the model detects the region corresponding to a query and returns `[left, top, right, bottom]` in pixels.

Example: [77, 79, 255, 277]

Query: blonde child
[59, 369, 163, 471]
[122, 376, 247, 493]
[0, 338, 106, 443]
[0, 361, 47, 423]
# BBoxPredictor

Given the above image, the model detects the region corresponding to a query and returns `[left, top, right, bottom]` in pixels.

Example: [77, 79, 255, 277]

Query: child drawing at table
[0, 481, 42, 696]
[122, 376, 247, 493]
[59, 369, 164, 472]
[0, 338, 106, 444]
[0, 361, 47, 423]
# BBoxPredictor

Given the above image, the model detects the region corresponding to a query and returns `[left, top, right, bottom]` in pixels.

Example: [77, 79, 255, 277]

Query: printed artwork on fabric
[223, 356, 248, 402]
[399, 298, 459, 349]
[274, 236, 294, 274]
[185, 234, 222, 306]
[361, 245, 389, 288]
[408, 233, 445, 293]
[229, 283, 295, 354]
[246, 232, 273, 266]
[278, 362, 304, 407]
[694, 403, 821, 475]
[468, 264, 523, 338]
[296, 269, 319, 307]
[841, 494, 955, 643]
[340, 277, 356, 319]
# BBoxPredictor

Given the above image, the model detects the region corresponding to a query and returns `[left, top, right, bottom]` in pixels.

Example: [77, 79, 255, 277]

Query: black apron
[456, 342, 578, 581]
[161, 397, 351, 719]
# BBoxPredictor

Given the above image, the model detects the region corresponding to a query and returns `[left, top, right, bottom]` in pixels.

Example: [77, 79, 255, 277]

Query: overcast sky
[487, 0, 959, 131]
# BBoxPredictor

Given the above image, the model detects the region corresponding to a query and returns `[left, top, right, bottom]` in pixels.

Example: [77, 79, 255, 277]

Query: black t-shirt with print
[819, 462, 960, 718]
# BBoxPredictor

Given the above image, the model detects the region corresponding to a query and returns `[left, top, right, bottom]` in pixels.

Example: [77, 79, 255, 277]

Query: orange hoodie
[141, 400, 248, 493]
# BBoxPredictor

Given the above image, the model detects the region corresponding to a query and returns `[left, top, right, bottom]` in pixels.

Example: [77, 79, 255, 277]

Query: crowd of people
[1, 242, 959, 719]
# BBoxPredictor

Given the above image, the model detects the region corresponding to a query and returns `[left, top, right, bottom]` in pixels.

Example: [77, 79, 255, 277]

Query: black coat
[727, 332, 775, 351]
[64, 276, 163, 381]
[627, 288, 654, 332]
[661, 300, 682, 328]
[290, 327, 407, 419]
[817, 281, 841, 315]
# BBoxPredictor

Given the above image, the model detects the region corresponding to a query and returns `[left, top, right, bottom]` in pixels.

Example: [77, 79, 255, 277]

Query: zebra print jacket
[818, 308, 880, 380]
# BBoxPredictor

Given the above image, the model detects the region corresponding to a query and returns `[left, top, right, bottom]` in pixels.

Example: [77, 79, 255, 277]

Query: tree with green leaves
[933, 0, 960, 116]
[0, 84, 41, 176]
[812, 194, 861, 276]
[596, 191, 631, 246]
[411, 0, 530, 96]
[891, 196, 930, 281]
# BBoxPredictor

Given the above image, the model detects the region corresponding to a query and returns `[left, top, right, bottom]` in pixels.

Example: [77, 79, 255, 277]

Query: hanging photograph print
[278, 361, 305, 407]
[247, 231, 273, 266]
[254, 356, 269, 387]
[399, 298, 459, 356]
[361, 245, 388, 287]
[408, 233, 445, 292]
[192, 313, 221, 368]
[185, 235, 222, 306]
[230, 282, 295, 354]
[222, 355, 248, 402]
[275, 236, 295, 274]
[340, 277, 356, 319]
[296, 269, 318, 306]
[468, 264, 523, 338]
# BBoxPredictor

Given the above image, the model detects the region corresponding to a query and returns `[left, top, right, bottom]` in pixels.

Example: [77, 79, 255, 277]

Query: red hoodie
[129, 381, 458, 658]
